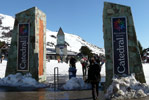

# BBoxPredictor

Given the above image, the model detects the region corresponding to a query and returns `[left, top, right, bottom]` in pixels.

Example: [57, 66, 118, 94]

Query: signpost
[112, 17, 129, 76]
[6, 7, 47, 82]
[17, 23, 29, 71]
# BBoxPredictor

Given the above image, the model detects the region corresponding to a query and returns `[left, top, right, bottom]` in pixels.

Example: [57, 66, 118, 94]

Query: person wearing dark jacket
[70, 57, 76, 68]
[88, 57, 102, 100]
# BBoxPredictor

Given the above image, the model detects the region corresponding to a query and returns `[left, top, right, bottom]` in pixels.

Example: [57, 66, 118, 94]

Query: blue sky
[0, 0, 149, 49]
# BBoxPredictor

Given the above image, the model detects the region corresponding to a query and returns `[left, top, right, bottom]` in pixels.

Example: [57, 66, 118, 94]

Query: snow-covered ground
[0, 60, 104, 88]
[0, 73, 46, 88]
[62, 77, 91, 90]
[0, 60, 148, 84]
[46, 60, 83, 76]
[143, 63, 149, 84]
[105, 74, 149, 99]
[46, 60, 105, 76]
[0, 60, 46, 88]
[104, 64, 149, 100]
[1, 60, 149, 99]
[0, 60, 7, 78]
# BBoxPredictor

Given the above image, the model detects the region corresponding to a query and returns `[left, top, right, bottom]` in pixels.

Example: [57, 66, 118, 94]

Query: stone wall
[103, 2, 146, 90]
[6, 7, 46, 82]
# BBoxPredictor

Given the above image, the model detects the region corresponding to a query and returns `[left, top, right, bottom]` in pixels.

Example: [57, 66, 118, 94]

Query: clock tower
[55, 28, 67, 61]
[57, 27, 65, 45]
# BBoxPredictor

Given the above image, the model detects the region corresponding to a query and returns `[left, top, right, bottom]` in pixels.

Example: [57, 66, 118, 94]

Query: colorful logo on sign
[19, 24, 28, 35]
[114, 18, 126, 32]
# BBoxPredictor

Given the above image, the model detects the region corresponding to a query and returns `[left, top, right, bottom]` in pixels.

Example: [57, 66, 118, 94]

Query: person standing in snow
[70, 56, 76, 68]
[80, 57, 89, 79]
[88, 57, 103, 100]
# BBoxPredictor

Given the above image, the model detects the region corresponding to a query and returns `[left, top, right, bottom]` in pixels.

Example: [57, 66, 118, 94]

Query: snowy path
[0, 60, 7, 78]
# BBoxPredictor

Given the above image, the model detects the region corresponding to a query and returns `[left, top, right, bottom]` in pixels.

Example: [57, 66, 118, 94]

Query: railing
[54, 67, 59, 91]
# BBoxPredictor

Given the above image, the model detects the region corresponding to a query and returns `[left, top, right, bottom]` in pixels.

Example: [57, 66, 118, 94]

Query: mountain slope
[46, 29, 104, 54]
[0, 13, 104, 55]
[0, 14, 14, 43]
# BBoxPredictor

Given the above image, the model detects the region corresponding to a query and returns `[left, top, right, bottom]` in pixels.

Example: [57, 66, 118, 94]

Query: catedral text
[19, 38, 27, 70]
[116, 37, 125, 73]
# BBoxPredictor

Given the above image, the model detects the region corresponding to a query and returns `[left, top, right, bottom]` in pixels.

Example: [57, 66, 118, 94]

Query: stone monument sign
[103, 2, 146, 90]
[6, 7, 46, 82]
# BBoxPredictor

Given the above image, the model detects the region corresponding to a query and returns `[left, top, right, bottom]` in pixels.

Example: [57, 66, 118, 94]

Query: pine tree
[79, 46, 93, 58]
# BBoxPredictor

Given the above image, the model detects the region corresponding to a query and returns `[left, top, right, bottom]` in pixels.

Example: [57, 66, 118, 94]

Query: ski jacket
[88, 63, 101, 83]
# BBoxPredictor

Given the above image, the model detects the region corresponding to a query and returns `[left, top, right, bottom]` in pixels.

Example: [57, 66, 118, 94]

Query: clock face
[59, 36, 64, 41]
[58, 36, 64, 44]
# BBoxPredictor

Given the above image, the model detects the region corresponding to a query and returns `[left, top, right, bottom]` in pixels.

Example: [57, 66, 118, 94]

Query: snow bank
[62, 77, 91, 90]
[105, 74, 149, 100]
[0, 73, 47, 88]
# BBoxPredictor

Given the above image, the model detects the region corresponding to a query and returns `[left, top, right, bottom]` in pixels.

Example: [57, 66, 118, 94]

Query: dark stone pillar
[103, 2, 146, 90]
[6, 7, 46, 82]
